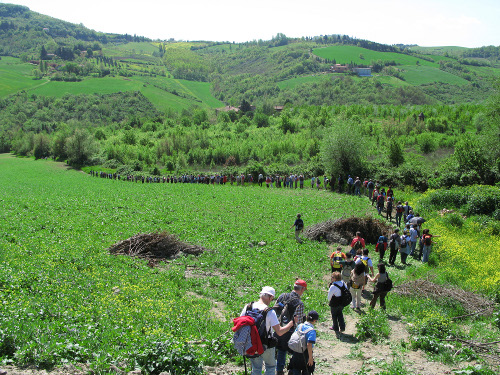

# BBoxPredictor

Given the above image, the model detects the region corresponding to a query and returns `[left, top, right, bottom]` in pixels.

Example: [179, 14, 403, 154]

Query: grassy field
[0, 155, 498, 374]
[402, 65, 471, 86]
[312, 45, 438, 67]
[26, 75, 223, 112]
[0, 57, 50, 97]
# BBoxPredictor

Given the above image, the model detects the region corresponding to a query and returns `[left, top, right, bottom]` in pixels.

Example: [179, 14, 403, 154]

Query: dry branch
[395, 278, 496, 316]
[108, 231, 207, 264]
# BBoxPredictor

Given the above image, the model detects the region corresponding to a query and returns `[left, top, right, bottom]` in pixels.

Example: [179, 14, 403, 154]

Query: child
[288, 310, 319, 375]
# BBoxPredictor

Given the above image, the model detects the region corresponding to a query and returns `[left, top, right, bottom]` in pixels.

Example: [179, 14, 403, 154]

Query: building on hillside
[215, 106, 240, 115]
[330, 64, 349, 73]
[274, 106, 284, 112]
[352, 67, 372, 77]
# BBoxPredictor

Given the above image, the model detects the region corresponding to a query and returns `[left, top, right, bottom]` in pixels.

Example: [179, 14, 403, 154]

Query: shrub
[134, 340, 202, 375]
[355, 309, 390, 343]
[442, 213, 464, 228]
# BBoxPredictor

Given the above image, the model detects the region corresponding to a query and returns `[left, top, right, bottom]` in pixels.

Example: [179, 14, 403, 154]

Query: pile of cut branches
[108, 232, 206, 262]
[396, 278, 496, 317]
[304, 216, 393, 244]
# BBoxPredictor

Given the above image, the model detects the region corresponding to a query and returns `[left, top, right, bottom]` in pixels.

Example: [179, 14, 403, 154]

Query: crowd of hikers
[233, 212, 438, 375]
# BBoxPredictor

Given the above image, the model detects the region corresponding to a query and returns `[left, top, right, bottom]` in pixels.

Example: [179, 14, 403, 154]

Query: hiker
[354, 176, 362, 195]
[409, 224, 418, 256]
[347, 175, 354, 194]
[330, 246, 346, 273]
[376, 192, 385, 215]
[291, 214, 304, 243]
[341, 253, 355, 286]
[288, 310, 319, 375]
[376, 232, 388, 262]
[395, 201, 404, 227]
[422, 229, 440, 263]
[388, 228, 401, 266]
[386, 195, 393, 221]
[349, 231, 365, 256]
[275, 279, 307, 375]
[400, 230, 411, 265]
[367, 179, 374, 199]
[350, 262, 366, 309]
[328, 272, 348, 334]
[238, 286, 298, 375]
[368, 263, 390, 310]
[355, 249, 374, 278]
[403, 201, 412, 223]
[406, 210, 415, 225]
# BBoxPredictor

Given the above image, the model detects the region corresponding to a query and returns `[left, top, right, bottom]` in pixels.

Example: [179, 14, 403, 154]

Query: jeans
[410, 241, 417, 255]
[276, 348, 287, 373]
[354, 186, 360, 195]
[250, 346, 276, 375]
[330, 304, 346, 331]
[395, 213, 402, 227]
[422, 245, 432, 262]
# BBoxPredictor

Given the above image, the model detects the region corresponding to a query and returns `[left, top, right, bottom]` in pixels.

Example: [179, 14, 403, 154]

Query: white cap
[260, 286, 276, 297]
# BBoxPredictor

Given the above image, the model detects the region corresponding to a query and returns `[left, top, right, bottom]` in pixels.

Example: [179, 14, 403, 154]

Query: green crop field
[102, 42, 160, 57]
[312, 45, 438, 67]
[401, 65, 471, 86]
[0, 57, 50, 97]
[0, 155, 372, 371]
[26, 75, 223, 112]
[0, 155, 498, 373]
[410, 46, 470, 56]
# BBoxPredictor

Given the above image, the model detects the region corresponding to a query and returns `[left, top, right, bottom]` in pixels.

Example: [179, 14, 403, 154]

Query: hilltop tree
[321, 119, 367, 178]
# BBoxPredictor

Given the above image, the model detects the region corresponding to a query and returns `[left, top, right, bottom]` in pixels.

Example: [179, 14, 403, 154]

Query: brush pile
[395, 278, 496, 317]
[304, 216, 393, 244]
[108, 232, 206, 261]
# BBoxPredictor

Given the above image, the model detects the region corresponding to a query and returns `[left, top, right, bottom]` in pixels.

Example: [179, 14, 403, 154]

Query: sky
[1, 0, 499, 48]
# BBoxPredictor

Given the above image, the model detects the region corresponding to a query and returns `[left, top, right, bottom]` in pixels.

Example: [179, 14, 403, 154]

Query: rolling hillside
[0, 3, 499, 110]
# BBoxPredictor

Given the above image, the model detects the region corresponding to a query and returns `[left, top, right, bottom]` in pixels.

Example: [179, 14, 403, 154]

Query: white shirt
[240, 301, 279, 332]
[327, 281, 348, 302]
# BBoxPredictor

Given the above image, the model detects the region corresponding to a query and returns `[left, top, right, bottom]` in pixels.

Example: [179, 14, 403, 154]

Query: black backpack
[244, 303, 276, 355]
[273, 293, 301, 351]
[329, 283, 352, 308]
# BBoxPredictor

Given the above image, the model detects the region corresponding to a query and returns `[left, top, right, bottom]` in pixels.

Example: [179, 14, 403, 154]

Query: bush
[134, 340, 202, 375]
[442, 213, 464, 228]
[355, 309, 390, 343]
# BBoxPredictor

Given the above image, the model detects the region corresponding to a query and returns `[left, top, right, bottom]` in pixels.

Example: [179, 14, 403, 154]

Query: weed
[355, 309, 391, 343]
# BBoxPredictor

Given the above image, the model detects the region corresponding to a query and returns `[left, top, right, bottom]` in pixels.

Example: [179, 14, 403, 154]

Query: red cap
[294, 279, 307, 289]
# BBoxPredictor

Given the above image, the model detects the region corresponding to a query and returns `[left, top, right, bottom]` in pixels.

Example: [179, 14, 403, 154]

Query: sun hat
[260, 286, 276, 297]
[294, 279, 307, 289]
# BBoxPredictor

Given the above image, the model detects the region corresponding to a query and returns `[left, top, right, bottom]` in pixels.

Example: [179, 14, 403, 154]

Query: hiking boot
[277, 371, 285, 375]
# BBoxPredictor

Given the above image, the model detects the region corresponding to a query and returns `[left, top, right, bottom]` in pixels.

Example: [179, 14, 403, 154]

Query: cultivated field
[0, 155, 498, 374]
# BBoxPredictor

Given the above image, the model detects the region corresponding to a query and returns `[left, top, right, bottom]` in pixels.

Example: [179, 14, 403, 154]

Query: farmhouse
[330, 64, 349, 73]
[352, 67, 372, 77]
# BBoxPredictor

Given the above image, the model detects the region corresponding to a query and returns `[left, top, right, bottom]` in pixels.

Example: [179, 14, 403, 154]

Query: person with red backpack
[422, 229, 440, 263]
[237, 286, 298, 375]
